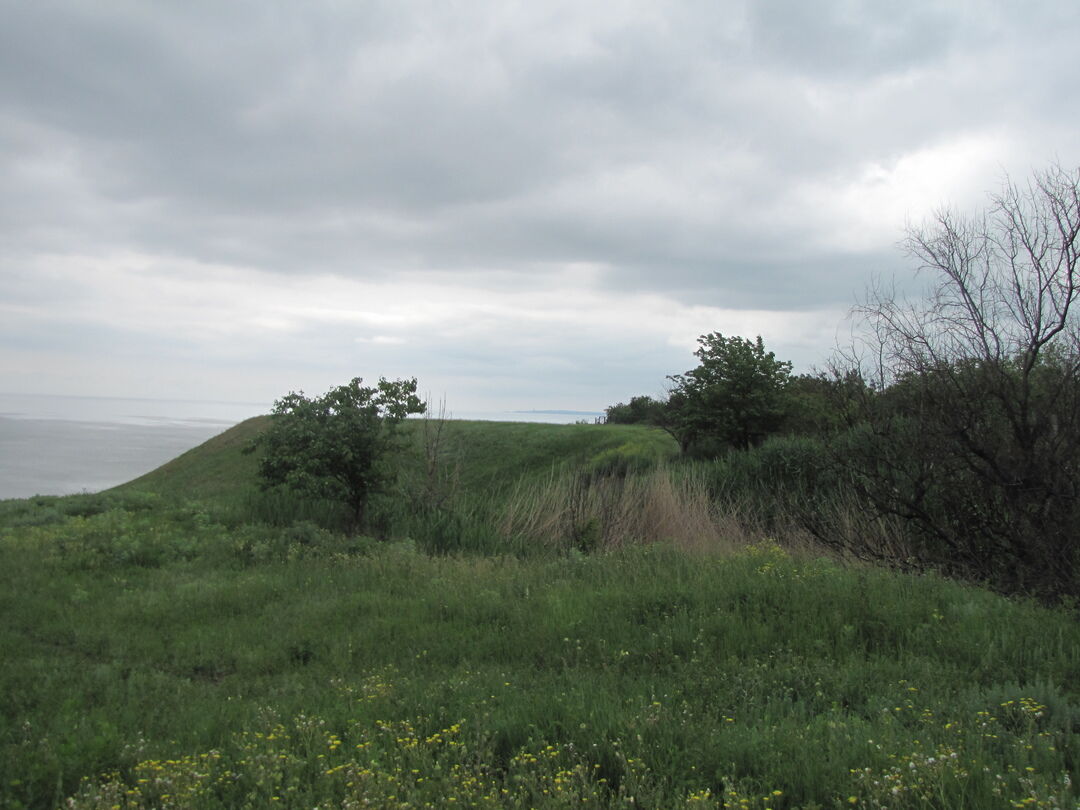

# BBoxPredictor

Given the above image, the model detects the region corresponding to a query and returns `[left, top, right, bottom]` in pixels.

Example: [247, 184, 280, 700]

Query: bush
[837, 165, 1080, 600]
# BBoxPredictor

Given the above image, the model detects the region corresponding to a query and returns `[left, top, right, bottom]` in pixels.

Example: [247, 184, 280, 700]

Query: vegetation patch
[2, 477, 1077, 808]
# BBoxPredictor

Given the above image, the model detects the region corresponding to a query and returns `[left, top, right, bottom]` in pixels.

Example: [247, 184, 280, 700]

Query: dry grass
[497, 467, 759, 555]
[494, 464, 917, 565]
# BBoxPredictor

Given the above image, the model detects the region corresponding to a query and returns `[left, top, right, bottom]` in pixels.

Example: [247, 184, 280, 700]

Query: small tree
[255, 377, 426, 531]
[667, 333, 793, 453]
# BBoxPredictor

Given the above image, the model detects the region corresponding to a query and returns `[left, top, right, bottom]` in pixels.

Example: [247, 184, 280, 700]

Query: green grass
[118, 417, 678, 505]
[117, 416, 271, 502]
[114, 416, 683, 553]
[397, 418, 678, 493]
[1, 421, 1077, 809]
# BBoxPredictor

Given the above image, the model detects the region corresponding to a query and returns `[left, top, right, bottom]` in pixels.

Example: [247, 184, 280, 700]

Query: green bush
[586, 441, 666, 477]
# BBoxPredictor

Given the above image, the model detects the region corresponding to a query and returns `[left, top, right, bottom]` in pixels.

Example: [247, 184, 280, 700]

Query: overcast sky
[3, 1, 1079, 415]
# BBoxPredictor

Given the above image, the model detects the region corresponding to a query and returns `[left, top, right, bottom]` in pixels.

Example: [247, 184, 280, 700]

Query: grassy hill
[118, 416, 679, 502]
[117, 415, 271, 501]
[1, 419, 1078, 809]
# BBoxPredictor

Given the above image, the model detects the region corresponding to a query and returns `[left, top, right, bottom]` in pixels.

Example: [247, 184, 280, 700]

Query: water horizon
[0, 392, 603, 500]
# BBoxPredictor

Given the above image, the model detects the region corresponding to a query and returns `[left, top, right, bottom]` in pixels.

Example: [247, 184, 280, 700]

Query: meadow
[1, 419, 1077, 809]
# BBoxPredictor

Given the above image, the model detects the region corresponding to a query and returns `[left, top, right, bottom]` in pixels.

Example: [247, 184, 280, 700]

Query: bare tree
[418, 395, 459, 511]
[838, 165, 1080, 598]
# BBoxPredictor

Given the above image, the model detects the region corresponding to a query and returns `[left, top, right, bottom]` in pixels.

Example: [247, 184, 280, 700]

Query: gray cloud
[2, 0, 1079, 406]
[746, 2, 956, 77]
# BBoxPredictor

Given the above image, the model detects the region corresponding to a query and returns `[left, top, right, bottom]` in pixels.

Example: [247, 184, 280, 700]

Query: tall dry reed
[493, 463, 917, 563]
[496, 467, 762, 554]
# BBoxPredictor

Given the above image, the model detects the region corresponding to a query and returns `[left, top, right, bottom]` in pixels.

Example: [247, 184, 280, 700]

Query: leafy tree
[782, 372, 863, 436]
[604, 395, 666, 425]
[255, 377, 426, 531]
[667, 333, 792, 453]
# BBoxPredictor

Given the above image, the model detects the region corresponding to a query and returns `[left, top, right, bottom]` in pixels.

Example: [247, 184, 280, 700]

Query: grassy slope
[118, 417, 679, 503]
[118, 415, 271, 501]
[1, 421, 1078, 809]
[403, 418, 678, 492]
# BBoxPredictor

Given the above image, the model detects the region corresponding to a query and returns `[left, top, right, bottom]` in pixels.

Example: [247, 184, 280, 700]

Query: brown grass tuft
[496, 467, 766, 555]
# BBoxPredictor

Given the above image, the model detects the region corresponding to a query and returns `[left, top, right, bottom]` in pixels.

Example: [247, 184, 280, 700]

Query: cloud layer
[3, 0, 1079, 412]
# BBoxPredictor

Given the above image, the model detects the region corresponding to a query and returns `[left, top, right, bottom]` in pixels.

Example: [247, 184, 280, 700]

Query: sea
[0, 393, 269, 501]
[0, 393, 602, 500]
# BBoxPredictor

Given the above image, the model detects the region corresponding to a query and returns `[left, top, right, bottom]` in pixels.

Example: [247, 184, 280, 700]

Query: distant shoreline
[512, 409, 603, 416]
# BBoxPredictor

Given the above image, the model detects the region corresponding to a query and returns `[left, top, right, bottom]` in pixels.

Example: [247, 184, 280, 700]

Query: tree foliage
[667, 333, 793, 453]
[604, 395, 666, 426]
[255, 377, 426, 530]
[781, 372, 863, 436]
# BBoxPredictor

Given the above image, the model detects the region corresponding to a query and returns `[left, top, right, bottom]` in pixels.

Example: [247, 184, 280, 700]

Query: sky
[3, 1, 1080, 416]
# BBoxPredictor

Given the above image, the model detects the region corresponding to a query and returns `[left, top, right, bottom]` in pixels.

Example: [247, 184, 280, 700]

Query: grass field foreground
[0, 420, 1078, 809]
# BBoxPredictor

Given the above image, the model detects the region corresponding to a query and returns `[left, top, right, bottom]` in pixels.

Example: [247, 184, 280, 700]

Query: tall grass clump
[495, 465, 761, 555]
[703, 435, 916, 565]
[232, 488, 352, 533]
[485, 436, 910, 561]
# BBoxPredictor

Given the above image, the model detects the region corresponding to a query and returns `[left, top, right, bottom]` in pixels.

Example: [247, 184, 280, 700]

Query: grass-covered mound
[115, 417, 684, 556]
[119, 415, 272, 501]
[1, 421, 1077, 809]
[119, 417, 679, 504]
